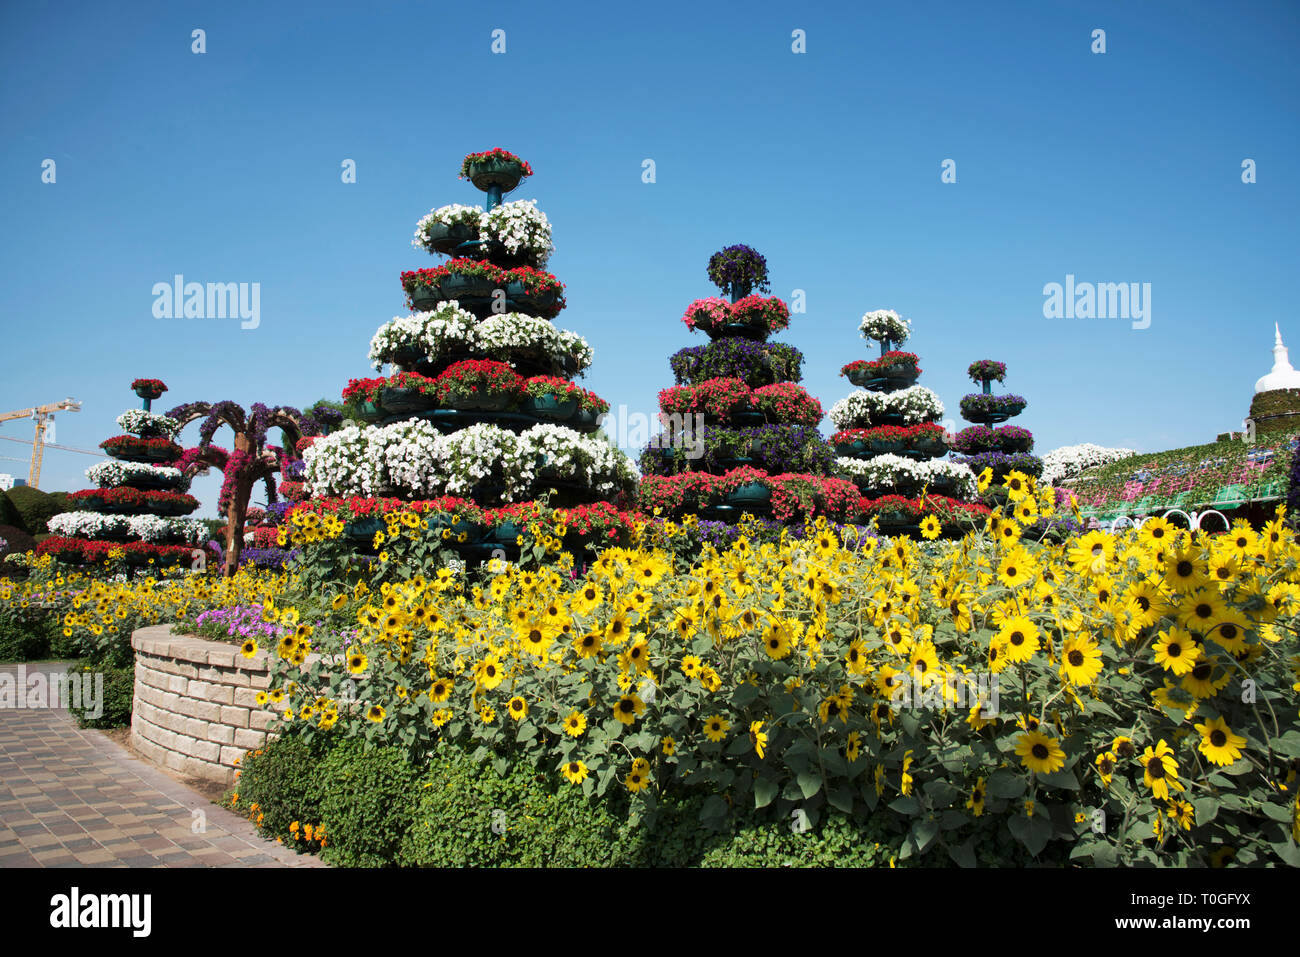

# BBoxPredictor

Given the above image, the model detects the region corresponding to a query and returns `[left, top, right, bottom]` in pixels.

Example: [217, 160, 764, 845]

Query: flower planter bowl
[343, 517, 384, 543]
[868, 438, 908, 454]
[911, 435, 949, 457]
[714, 457, 755, 471]
[408, 284, 441, 312]
[450, 519, 487, 543]
[834, 440, 870, 458]
[467, 157, 527, 193]
[441, 274, 498, 303]
[133, 385, 164, 401]
[423, 222, 479, 256]
[846, 369, 878, 388]
[391, 345, 426, 370]
[122, 473, 177, 492]
[726, 482, 771, 507]
[355, 401, 385, 424]
[493, 521, 521, 544]
[875, 510, 911, 528]
[707, 321, 767, 342]
[571, 408, 600, 433]
[873, 411, 907, 427]
[997, 435, 1033, 454]
[730, 410, 767, 428]
[882, 371, 920, 390]
[379, 387, 434, 415]
[525, 395, 578, 421]
[458, 392, 514, 413]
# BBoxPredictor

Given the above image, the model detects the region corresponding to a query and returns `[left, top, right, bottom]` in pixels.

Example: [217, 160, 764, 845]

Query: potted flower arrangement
[841, 351, 921, 389]
[959, 393, 1027, 424]
[750, 382, 823, 428]
[341, 376, 389, 422]
[99, 434, 182, 463]
[707, 244, 771, 299]
[670, 340, 804, 388]
[131, 378, 168, 401]
[412, 203, 483, 256]
[968, 359, 1007, 386]
[521, 375, 582, 421]
[857, 310, 912, 351]
[481, 200, 554, 268]
[681, 297, 733, 334]
[659, 377, 753, 423]
[727, 295, 791, 340]
[500, 264, 562, 310]
[378, 371, 439, 414]
[433, 359, 525, 412]
[460, 148, 534, 192]
[715, 465, 772, 509]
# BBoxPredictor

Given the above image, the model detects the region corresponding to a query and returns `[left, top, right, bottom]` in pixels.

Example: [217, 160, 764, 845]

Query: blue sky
[2, 0, 1297, 517]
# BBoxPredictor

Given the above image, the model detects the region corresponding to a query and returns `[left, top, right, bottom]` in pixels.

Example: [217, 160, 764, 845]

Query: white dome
[1255, 324, 1300, 393]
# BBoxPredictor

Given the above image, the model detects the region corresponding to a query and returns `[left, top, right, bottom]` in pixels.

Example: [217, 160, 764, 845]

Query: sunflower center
[1176, 560, 1193, 577]
[1210, 730, 1227, 747]
[1032, 744, 1048, 760]
[1068, 650, 1084, 667]
[1010, 631, 1024, 646]
[1147, 759, 1165, 779]
[1167, 642, 1182, 657]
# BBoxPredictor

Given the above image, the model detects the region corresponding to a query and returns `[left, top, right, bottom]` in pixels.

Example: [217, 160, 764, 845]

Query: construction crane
[0, 398, 81, 488]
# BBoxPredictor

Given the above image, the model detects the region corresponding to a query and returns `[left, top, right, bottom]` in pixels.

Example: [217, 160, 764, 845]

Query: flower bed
[86, 460, 189, 491]
[636, 469, 860, 523]
[955, 451, 1045, 480]
[65, 487, 199, 515]
[659, 378, 821, 427]
[116, 410, 180, 438]
[400, 260, 567, 318]
[1040, 443, 1139, 485]
[959, 393, 1027, 421]
[46, 511, 209, 545]
[35, 536, 206, 566]
[836, 455, 977, 499]
[841, 351, 921, 381]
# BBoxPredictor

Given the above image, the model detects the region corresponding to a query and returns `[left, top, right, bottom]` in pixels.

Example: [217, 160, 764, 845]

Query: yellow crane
[0, 398, 81, 488]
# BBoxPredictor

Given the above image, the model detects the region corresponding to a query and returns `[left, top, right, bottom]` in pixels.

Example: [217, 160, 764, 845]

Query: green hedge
[4, 486, 65, 535]
[66, 662, 134, 729]
[0, 607, 76, 662]
[231, 734, 925, 867]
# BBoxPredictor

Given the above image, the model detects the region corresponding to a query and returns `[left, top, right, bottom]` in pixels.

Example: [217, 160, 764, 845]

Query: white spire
[1255, 324, 1300, 393]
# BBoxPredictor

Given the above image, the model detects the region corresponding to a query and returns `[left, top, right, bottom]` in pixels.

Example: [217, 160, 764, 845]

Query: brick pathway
[0, 662, 324, 867]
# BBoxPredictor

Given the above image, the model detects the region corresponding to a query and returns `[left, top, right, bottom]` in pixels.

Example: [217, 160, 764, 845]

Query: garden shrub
[315, 738, 422, 867]
[5, 486, 64, 535]
[0, 606, 74, 662]
[0, 492, 23, 530]
[230, 734, 333, 843]
[66, 662, 134, 729]
[0, 524, 37, 561]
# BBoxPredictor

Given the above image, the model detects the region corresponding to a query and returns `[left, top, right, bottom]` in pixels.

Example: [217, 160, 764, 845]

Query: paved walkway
[0, 662, 323, 867]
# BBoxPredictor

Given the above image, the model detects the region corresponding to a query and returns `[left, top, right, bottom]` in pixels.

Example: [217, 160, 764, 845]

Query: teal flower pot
[467, 157, 526, 192]
[525, 394, 578, 421]
[423, 222, 478, 255]
[727, 482, 771, 507]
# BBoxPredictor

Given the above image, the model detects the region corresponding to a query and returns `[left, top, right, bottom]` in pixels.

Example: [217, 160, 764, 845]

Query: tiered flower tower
[40, 379, 209, 568]
[828, 311, 982, 536]
[302, 149, 637, 560]
[636, 245, 859, 533]
[951, 360, 1042, 505]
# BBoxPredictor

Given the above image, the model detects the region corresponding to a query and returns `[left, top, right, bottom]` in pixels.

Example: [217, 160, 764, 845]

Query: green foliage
[0, 606, 74, 662]
[67, 662, 133, 729]
[5, 486, 65, 535]
[229, 734, 333, 840]
[0, 493, 23, 530]
[1250, 389, 1300, 435]
[315, 738, 422, 867]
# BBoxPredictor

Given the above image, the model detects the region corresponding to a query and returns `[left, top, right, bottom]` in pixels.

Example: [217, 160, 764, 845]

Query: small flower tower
[952, 360, 1042, 505]
[828, 311, 980, 536]
[39, 379, 209, 569]
[636, 245, 859, 531]
[302, 149, 637, 561]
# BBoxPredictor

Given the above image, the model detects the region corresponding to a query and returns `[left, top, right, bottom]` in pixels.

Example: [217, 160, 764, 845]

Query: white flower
[1041, 444, 1138, 485]
[858, 309, 912, 344]
[412, 203, 483, 251]
[86, 460, 188, 491]
[481, 199, 554, 267]
[368, 304, 478, 371]
[829, 387, 943, 429]
[116, 410, 179, 437]
[834, 455, 975, 498]
[47, 511, 208, 545]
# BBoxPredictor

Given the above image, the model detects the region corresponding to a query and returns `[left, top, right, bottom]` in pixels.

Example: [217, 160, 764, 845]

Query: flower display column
[301, 149, 638, 562]
[828, 311, 982, 537]
[636, 244, 860, 534]
[40, 380, 210, 569]
[952, 360, 1043, 506]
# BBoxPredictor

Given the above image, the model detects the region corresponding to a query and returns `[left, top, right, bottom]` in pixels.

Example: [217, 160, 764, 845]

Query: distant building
[0, 474, 12, 491]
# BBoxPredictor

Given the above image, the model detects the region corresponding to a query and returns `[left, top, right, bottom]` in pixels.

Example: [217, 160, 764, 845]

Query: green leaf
[797, 771, 822, 800]
[911, 817, 940, 854]
[1036, 768, 1079, 791]
[923, 779, 961, 807]
[754, 777, 778, 809]
[889, 795, 920, 815]
[1008, 811, 1051, 856]
[827, 785, 855, 814]
[1191, 796, 1219, 826]
[987, 770, 1026, 799]
[948, 839, 976, 868]
[700, 794, 729, 831]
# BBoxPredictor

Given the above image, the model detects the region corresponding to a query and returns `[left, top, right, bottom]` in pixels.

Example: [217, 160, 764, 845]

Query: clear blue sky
[2, 0, 1297, 517]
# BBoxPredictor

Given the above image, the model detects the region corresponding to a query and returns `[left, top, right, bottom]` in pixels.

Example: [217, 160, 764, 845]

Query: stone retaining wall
[130, 625, 279, 787]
